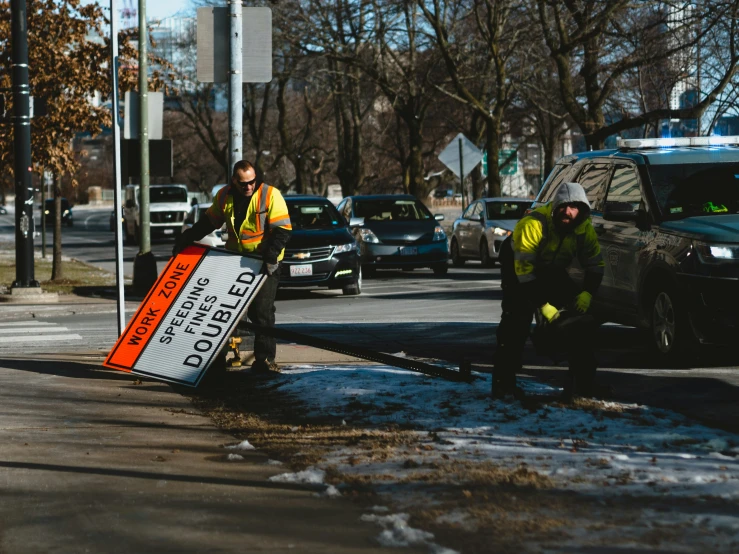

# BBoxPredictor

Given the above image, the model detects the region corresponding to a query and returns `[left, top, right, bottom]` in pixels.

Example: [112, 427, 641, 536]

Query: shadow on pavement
[0, 460, 323, 493]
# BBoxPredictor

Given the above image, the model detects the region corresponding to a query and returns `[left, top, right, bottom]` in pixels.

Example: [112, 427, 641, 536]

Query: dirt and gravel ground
[184, 367, 739, 554]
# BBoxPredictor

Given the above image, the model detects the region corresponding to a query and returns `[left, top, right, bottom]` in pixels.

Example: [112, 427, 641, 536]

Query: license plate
[163, 229, 174, 235]
[400, 247, 418, 256]
[290, 264, 313, 277]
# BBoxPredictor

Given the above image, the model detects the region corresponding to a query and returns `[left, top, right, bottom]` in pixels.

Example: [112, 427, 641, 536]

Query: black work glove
[172, 229, 195, 257]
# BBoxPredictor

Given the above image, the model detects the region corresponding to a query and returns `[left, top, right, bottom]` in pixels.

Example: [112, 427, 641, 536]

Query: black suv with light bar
[535, 135, 739, 364]
[280, 195, 361, 295]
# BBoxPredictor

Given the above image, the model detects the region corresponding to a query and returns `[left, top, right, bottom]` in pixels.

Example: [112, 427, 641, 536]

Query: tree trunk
[485, 122, 501, 198]
[51, 173, 63, 281]
[406, 116, 425, 198]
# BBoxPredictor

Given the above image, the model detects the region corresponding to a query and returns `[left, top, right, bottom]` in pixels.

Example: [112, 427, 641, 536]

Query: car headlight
[695, 241, 739, 263]
[493, 227, 511, 237]
[44, 210, 49, 215]
[334, 242, 357, 253]
[357, 228, 380, 244]
[63, 210, 69, 216]
[433, 225, 446, 241]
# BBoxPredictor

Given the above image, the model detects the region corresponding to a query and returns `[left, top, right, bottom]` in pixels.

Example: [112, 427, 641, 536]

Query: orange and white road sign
[104, 245, 265, 387]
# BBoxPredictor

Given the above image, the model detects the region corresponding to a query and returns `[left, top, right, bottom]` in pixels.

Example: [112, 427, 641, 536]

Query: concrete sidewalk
[0, 320, 412, 553]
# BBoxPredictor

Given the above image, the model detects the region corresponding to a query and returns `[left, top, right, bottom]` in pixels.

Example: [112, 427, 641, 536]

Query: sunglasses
[236, 178, 257, 187]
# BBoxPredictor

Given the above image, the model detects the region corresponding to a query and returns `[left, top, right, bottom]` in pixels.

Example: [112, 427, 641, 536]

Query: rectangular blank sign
[104, 246, 265, 387]
[197, 7, 272, 83]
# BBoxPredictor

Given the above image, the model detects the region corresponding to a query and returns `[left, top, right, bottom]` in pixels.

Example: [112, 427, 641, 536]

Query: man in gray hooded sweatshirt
[494, 182, 605, 400]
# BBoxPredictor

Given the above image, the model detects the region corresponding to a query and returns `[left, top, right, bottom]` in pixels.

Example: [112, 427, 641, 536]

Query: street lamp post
[10, 0, 38, 289]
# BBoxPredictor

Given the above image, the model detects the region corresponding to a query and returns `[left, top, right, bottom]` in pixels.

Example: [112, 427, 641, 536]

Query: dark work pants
[494, 245, 598, 394]
[236, 264, 280, 362]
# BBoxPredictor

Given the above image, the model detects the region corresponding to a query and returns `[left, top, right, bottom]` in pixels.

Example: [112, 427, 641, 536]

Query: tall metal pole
[111, 0, 126, 335]
[228, 0, 242, 171]
[10, 0, 38, 289]
[138, 0, 150, 254]
[458, 138, 465, 211]
[132, 0, 156, 292]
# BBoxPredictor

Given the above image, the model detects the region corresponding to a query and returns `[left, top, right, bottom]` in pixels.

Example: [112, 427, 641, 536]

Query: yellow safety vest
[206, 183, 292, 261]
[513, 203, 604, 284]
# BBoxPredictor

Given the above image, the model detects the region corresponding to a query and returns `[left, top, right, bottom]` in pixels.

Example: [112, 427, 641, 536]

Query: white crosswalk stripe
[0, 321, 82, 347]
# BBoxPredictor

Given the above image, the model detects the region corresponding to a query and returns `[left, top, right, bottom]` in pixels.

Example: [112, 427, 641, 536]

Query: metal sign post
[10, 0, 38, 290]
[110, 0, 126, 335]
[229, 0, 242, 172]
[197, 7, 272, 172]
[438, 133, 483, 208]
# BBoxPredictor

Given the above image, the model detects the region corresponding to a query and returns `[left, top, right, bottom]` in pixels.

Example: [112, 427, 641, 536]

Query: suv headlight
[493, 227, 511, 237]
[357, 228, 380, 244]
[433, 225, 446, 241]
[695, 241, 739, 263]
[334, 242, 357, 253]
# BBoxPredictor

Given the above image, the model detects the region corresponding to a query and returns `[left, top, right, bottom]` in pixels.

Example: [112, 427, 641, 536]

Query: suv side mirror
[604, 201, 650, 230]
[469, 213, 481, 222]
[349, 217, 364, 227]
[434, 213, 444, 221]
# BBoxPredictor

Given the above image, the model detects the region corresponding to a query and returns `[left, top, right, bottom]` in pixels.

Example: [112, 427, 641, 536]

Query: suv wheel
[450, 238, 465, 267]
[480, 239, 493, 268]
[650, 286, 696, 365]
[342, 267, 362, 296]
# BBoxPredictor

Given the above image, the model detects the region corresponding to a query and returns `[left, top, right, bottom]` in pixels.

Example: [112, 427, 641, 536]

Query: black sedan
[280, 195, 361, 295]
[41, 198, 73, 227]
[337, 194, 449, 275]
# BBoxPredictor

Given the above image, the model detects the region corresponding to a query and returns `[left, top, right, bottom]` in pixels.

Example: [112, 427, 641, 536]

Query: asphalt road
[1, 205, 738, 432]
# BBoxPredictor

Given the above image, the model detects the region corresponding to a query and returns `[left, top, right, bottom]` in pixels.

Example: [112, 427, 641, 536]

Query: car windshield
[142, 187, 188, 203]
[649, 163, 739, 218]
[287, 201, 345, 230]
[353, 199, 431, 221]
[486, 201, 528, 220]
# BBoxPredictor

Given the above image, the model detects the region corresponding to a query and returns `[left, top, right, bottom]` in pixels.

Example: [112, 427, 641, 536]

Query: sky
[84, 0, 194, 25]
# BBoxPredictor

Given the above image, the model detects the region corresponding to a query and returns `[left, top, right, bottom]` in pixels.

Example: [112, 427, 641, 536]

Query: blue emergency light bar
[616, 136, 739, 149]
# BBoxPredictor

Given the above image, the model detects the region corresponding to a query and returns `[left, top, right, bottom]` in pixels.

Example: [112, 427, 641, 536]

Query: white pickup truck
[123, 184, 191, 244]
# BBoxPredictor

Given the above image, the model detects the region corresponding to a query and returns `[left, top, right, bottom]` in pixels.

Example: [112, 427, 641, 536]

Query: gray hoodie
[551, 182, 591, 226]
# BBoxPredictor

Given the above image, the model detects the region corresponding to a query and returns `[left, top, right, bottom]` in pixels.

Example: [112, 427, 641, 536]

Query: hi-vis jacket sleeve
[261, 188, 292, 264]
[206, 187, 227, 228]
[579, 223, 605, 294]
[512, 216, 544, 284]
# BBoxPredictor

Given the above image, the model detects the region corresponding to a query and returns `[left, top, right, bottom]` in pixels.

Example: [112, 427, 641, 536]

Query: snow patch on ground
[225, 439, 256, 451]
[269, 468, 326, 485]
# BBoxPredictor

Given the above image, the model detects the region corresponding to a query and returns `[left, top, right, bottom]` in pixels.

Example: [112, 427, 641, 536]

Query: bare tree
[534, 0, 739, 148]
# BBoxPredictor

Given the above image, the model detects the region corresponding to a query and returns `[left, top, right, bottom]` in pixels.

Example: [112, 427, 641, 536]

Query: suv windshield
[354, 199, 431, 221]
[486, 201, 529, 220]
[142, 187, 188, 204]
[287, 201, 345, 230]
[650, 163, 739, 218]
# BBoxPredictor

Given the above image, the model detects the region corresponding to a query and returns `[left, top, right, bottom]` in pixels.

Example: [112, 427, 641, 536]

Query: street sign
[499, 149, 518, 175]
[104, 246, 265, 387]
[482, 150, 518, 177]
[121, 139, 173, 182]
[196, 7, 272, 83]
[438, 133, 482, 179]
[124, 91, 163, 140]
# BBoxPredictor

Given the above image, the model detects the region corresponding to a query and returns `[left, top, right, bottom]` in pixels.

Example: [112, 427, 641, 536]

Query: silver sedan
[450, 197, 531, 266]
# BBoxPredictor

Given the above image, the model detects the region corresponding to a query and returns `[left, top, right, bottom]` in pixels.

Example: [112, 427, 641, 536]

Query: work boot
[250, 359, 281, 375]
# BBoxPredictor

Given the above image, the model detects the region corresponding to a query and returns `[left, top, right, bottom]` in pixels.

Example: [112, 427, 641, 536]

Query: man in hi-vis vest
[495, 182, 605, 401]
[174, 160, 292, 374]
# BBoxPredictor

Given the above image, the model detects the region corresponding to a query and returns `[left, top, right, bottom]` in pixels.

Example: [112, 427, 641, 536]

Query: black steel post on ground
[10, 0, 38, 289]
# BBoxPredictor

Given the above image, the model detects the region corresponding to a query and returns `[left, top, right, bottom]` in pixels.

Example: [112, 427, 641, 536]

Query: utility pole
[10, 0, 38, 290]
[458, 138, 465, 210]
[228, 0, 242, 172]
[110, 0, 126, 335]
[132, 0, 157, 292]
